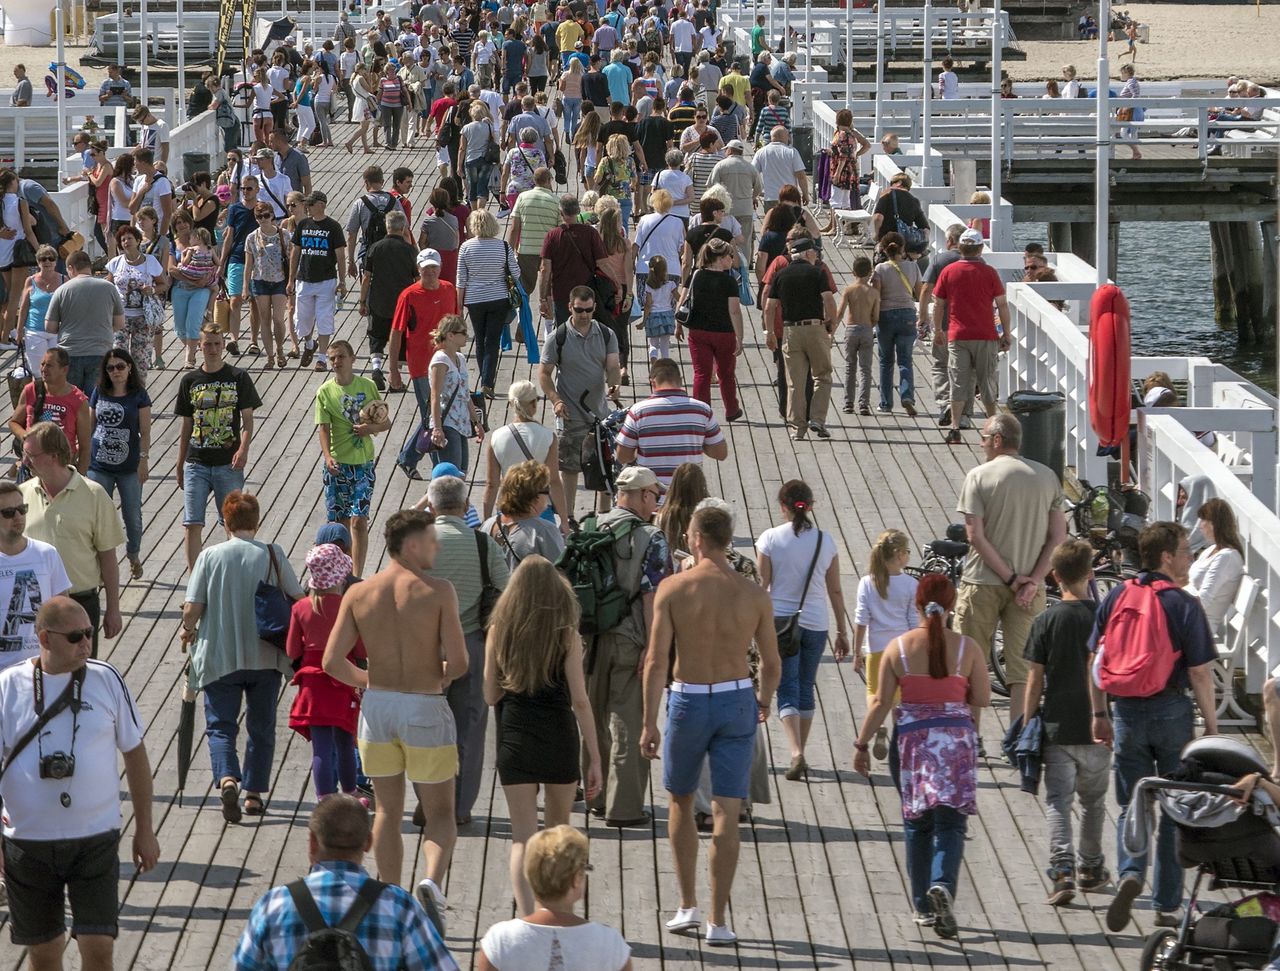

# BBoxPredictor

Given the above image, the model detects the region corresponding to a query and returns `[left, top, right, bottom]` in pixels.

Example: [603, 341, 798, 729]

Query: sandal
[246, 343, 262, 356]
[220, 780, 242, 823]
[243, 793, 265, 816]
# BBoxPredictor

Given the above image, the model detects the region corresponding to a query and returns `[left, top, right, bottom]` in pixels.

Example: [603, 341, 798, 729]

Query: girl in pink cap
[285, 543, 365, 800]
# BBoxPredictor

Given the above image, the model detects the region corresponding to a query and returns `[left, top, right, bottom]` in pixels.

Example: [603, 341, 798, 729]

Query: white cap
[726, 139, 746, 152]
[416, 248, 442, 268]
[959, 228, 985, 246]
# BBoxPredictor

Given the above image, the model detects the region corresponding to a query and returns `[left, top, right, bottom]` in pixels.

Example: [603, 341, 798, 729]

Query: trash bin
[792, 126, 813, 170]
[182, 151, 210, 184]
[1007, 390, 1066, 482]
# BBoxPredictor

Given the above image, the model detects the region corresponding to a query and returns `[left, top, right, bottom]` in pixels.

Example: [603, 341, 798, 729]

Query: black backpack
[285, 878, 385, 971]
[360, 194, 396, 249]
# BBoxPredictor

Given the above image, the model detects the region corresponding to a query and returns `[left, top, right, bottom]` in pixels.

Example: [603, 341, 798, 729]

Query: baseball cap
[315, 522, 352, 549]
[306, 190, 328, 205]
[431, 462, 465, 480]
[788, 237, 816, 255]
[417, 248, 443, 268]
[726, 139, 746, 152]
[959, 228, 985, 246]
[615, 466, 665, 492]
[253, 147, 275, 159]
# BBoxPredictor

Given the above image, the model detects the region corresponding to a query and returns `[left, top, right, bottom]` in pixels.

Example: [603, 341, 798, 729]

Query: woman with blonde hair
[967, 190, 991, 238]
[483, 381, 569, 531]
[457, 207, 522, 396]
[482, 461, 566, 567]
[459, 101, 498, 207]
[482, 560, 603, 917]
[342, 64, 381, 154]
[558, 57, 585, 140]
[477, 825, 631, 969]
[854, 529, 918, 759]
[634, 187, 685, 298]
[416, 314, 484, 473]
[596, 132, 635, 226]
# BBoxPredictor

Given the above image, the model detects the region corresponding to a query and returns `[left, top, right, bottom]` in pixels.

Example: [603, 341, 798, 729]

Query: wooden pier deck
[1, 137, 1268, 971]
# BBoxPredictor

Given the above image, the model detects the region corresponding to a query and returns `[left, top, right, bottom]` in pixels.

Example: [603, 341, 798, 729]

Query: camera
[40, 752, 76, 780]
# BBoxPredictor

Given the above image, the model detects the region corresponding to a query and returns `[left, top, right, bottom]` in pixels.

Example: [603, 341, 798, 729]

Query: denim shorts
[323, 461, 376, 520]
[225, 261, 246, 297]
[250, 278, 287, 297]
[183, 461, 245, 527]
[3, 830, 121, 945]
[663, 682, 757, 799]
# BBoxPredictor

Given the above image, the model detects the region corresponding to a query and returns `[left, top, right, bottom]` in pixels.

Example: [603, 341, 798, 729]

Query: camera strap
[0, 664, 84, 783]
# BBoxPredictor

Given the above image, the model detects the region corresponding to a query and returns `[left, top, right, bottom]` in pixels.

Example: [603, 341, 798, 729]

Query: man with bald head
[751, 126, 808, 211]
[0, 595, 158, 969]
[233, 795, 457, 970]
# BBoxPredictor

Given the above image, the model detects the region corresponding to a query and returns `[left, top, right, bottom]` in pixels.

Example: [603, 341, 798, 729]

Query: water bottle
[1091, 487, 1110, 530]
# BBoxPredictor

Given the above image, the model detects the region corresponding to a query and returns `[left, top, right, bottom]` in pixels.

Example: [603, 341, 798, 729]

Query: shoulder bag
[475, 529, 503, 627]
[890, 190, 927, 252]
[505, 422, 537, 462]
[254, 544, 295, 650]
[502, 240, 523, 308]
[483, 126, 501, 166]
[414, 362, 464, 454]
[563, 226, 618, 309]
[674, 268, 696, 325]
[773, 529, 823, 659]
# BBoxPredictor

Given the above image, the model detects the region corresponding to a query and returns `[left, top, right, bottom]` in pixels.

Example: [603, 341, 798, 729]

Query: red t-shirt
[932, 258, 1005, 342]
[539, 224, 607, 304]
[391, 280, 458, 378]
[429, 96, 456, 132]
[21, 382, 88, 456]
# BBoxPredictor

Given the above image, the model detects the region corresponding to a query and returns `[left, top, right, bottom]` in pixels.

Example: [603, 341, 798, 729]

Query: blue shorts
[638, 170, 653, 187]
[183, 461, 244, 527]
[324, 461, 376, 521]
[250, 278, 287, 297]
[225, 261, 246, 297]
[663, 681, 757, 800]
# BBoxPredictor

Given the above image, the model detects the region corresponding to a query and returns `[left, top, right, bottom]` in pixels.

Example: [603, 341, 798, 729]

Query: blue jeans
[1113, 692, 1193, 912]
[877, 307, 917, 410]
[87, 468, 143, 558]
[398, 375, 471, 472]
[562, 97, 583, 139]
[466, 298, 512, 390]
[170, 286, 212, 342]
[182, 461, 245, 527]
[69, 355, 102, 396]
[465, 158, 493, 206]
[619, 194, 633, 228]
[203, 668, 282, 793]
[903, 805, 969, 913]
[776, 625, 826, 719]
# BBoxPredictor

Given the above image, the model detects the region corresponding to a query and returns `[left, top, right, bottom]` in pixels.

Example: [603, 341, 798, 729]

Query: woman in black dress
[484, 555, 602, 916]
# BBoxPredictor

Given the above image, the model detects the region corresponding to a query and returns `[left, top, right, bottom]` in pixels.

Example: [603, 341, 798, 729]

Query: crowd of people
[0, 0, 1264, 968]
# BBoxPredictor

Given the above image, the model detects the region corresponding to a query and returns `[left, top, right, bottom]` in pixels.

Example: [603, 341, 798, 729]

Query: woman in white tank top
[482, 380, 568, 533]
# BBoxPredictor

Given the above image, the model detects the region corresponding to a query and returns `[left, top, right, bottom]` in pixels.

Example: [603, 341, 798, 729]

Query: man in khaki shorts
[323, 509, 468, 935]
[954, 413, 1066, 732]
[931, 228, 1008, 446]
[640, 505, 780, 947]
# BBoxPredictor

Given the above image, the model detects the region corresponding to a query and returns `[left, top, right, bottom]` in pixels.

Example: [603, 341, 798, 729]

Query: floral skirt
[895, 701, 977, 820]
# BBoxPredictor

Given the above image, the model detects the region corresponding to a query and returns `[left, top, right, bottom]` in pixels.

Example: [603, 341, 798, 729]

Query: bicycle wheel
[989, 622, 1008, 697]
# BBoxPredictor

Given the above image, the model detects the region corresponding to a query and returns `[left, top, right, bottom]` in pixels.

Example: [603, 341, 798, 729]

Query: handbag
[143, 292, 167, 328]
[483, 129, 501, 165]
[11, 238, 36, 267]
[475, 529, 503, 627]
[414, 379, 462, 454]
[890, 190, 927, 252]
[674, 269, 696, 325]
[773, 529, 824, 660]
[502, 241, 522, 309]
[254, 544, 295, 650]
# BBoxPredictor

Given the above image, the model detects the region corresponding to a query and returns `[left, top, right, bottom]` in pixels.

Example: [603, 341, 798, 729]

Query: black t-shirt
[686, 268, 738, 332]
[768, 260, 831, 321]
[175, 364, 262, 467]
[364, 236, 418, 318]
[636, 116, 673, 171]
[873, 187, 928, 241]
[583, 71, 612, 107]
[1023, 599, 1098, 745]
[295, 216, 345, 283]
[684, 223, 732, 276]
[598, 119, 638, 148]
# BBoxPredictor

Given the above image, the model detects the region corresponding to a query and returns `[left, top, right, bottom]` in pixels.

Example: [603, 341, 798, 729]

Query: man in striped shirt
[614, 358, 728, 490]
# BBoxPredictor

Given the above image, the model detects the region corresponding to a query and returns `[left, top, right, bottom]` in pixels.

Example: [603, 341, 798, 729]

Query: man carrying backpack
[343, 165, 406, 287]
[232, 794, 458, 970]
[562, 466, 673, 827]
[1092, 521, 1219, 933]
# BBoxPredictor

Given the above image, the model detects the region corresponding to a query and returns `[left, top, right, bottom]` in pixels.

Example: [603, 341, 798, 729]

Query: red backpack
[1093, 577, 1180, 697]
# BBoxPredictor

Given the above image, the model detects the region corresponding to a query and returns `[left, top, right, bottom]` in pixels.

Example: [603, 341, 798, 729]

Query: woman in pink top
[854, 573, 990, 939]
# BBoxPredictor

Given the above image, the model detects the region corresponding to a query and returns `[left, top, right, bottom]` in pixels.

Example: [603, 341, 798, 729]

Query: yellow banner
[213, 0, 237, 76]
[242, 0, 256, 62]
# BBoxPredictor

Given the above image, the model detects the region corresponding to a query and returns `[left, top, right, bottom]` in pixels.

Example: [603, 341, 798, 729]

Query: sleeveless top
[830, 127, 862, 190]
[896, 635, 971, 704]
[25, 276, 62, 332]
[491, 421, 554, 474]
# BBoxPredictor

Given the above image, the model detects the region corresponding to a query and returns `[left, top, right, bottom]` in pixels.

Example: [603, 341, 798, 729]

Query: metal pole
[1096, 0, 1111, 284]
[57, 5, 69, 186]
[139, 0, 149, 109]
[989, 0, 1003, 248]
[177, 0, 186, 124]
[784, 0, 790, 56]
[116, 0, 124, 68]
[804, 0, 812, 72]
[844, 17, 852, 106]
[874, 0, 884, 140]
[768, 0, 774, 55]
[920, 0, 932, 185]
[309, 0, 316, 48]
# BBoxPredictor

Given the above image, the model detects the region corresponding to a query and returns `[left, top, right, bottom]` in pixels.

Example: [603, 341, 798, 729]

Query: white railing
[91, 12, 274, 64]
[1, 93, 177, 173]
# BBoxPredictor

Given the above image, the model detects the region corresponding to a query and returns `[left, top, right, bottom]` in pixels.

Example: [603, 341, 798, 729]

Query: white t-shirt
[756, 524, 837, 630]
[634, 211, 685, 273]
[699, 25, 721, 50]
[751, 143, 805, 201]
[0, 541, 71, 670]
[108, 177, 134, 222]
[937, 69, 959, 99]
[106, 254, 166, 317]
[490, 421, 554, 474]
[854, 572, 919, 655]
[340, 50, 360, 76]
[650, 168, 693, 218]
[474, 39, 497, 64]
[267, 65, 291, 95]
[256, 171, 294, 217]
[253, 81, 274, 112]
[0, 658, 145, 840]
[139, 119, 170, 154]
[670, 18, 697, 52]
[131, 172, 173, 213]
[480, 919, 631, 971]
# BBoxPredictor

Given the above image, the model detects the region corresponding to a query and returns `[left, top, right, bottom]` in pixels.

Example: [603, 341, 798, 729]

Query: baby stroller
[575, 390, 626, 499]
[1125, 736, 1280, 970]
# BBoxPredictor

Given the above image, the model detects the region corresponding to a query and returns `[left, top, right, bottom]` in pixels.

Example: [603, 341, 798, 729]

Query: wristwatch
[1092, 710, 1110, 719]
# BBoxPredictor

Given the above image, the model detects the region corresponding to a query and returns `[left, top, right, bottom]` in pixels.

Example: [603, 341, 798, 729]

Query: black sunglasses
[106, 361, 130, 372]
[571, 306, 594, 313]
[51, 627, 94, 644]
[0, 504, 28, 518]
[37, 256, 57, 263]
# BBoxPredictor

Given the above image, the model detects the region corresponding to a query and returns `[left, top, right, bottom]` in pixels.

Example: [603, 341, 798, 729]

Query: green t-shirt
[751, 24, 767, 56]
[314, 375, 381, 467]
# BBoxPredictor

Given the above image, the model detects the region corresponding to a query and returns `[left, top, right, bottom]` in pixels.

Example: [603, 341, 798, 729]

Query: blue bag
[254, 544, 294, 650]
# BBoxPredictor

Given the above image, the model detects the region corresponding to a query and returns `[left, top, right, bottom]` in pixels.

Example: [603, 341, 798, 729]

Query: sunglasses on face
[571, 306, 594, 314]
[106, 362, 130, 372]
[51, 628, 95, 644]
[37, 257, 56, 263]
[0, 504, 28, 518]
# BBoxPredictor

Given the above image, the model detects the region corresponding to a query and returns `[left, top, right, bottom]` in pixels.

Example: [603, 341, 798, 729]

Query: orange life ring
[1088, 283, 1131, 451]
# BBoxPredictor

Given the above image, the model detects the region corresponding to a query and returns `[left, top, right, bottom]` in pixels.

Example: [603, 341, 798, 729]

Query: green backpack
[555, 514, 642, 636]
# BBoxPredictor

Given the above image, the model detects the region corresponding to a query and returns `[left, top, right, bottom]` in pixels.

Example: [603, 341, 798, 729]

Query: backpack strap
[336, 877, 387, 933]
[286, 879, 330, 934]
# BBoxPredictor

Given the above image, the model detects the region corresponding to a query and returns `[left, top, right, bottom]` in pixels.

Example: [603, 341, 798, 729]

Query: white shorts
[436, 146, 450, 167]
[294, 278, 338, 339]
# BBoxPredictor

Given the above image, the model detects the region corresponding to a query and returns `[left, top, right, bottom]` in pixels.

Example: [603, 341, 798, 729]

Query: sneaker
[927, 885, 958, 939]
[859, 405, 872, 416]
[813, 424, 831, 440]
[415, 878, 447, 937]
[976, 737, 987, 759]
[1106, 874, 1143, 932]
[903, 400, 917, 418]
[704, 923, 737, 946]
[843, 402, 854, 414]
[665, 906, 701, 932]
[944, 428, 963, 445]
[1077, 863, 1111, 892]
[226, 340, 241, 357]
[938, 409, 951, 426]
[1153, 908, 1184, 928]
[371, 367, 386, 391]
[872, 727, 889, 760]
[1046, 867, 1076, 907]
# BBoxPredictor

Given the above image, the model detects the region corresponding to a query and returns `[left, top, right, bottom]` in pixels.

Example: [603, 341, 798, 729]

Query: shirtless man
[323, 509, 467, 935]
[640, 505, 781, 946]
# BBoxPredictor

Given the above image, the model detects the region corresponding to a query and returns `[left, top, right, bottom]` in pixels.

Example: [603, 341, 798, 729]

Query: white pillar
[116, 0, 125, 68]
[874, 0, 885, 140]
[784, 0, 790, 53]
[139, 0, 149, 109]
[57, 5, 69, 186]
[804, 0, 812, 71]
[844, 17, 852, 106]
[989, 0, 1004, 248]
[1095, 0, 1111, 285]
[310, 0, 317, 47]
[920, 0, 932, 185]
[177, 0, 187, 124]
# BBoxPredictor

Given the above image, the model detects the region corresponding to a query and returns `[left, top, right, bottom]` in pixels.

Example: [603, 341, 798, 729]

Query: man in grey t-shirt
[538, 286, 621, 518]
[11, 65, 32, 106]
[918, 223, 971, 426]
[42, 252, 125, 393]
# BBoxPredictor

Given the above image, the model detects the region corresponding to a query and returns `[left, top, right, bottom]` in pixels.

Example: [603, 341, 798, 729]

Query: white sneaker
[415, 878, 447, 937]
[665, 906, 701, 932]
[704, 922, 737, 946]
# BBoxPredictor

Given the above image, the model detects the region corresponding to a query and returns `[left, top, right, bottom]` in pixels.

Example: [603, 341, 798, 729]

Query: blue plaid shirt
[232, 861, 459, 971]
